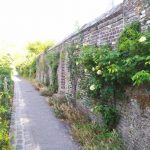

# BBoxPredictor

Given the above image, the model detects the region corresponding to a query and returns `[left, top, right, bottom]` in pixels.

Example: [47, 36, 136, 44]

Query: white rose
[139, 36, 146, 42]
[76, 61, 79, 65]
[92, 67, 95, 71]
[97, 70, 102, 75]
[90, 84, 95, 91]
[90, 108, 94, 112]
[76, 45, 79, 49]
[84, 68, 87, 73]
[83, 42, 89, 47]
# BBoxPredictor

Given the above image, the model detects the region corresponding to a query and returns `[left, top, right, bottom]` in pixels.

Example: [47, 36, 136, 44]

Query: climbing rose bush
[78, 21, 150, 130]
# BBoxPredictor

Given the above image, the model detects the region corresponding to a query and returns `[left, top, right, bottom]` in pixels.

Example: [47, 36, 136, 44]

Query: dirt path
[10, 76, 79, 150]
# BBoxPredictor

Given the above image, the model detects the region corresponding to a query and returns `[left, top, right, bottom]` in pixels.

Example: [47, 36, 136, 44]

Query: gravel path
[10, 76, 79, 150]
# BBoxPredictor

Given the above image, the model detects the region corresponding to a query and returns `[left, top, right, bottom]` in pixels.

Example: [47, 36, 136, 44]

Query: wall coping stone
[45, 3, 123, 54]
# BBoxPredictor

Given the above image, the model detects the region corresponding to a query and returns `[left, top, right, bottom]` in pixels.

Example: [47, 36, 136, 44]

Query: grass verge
[48, 96, 125, 150]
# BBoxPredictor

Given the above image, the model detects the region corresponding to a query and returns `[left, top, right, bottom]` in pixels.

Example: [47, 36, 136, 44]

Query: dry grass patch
[32, 80, 44, 91]
[32, 80, 53, 96]
[40, 87, 54, 97]
[48, 96, 125, 150]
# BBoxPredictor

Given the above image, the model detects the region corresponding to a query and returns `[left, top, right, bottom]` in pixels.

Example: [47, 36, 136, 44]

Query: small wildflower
[92, 67, 95, 71]
[90, 84, 95, 91]
[84, 68, 87, 73]
[76, 61, 79, 65]
[90, 108, 94, 112]
[96, 66, 99, 70]
[83, 42, 89, 47]
[76, 45, 79, 49]
[97, 70, 102, 75]
[139, 36, 146, 42]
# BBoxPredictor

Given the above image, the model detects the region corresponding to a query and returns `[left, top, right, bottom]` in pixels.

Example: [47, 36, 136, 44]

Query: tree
[27, 40, 54, 55]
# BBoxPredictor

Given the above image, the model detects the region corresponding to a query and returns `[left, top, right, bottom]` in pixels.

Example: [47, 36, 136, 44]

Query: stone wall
[36, 0, 150, 93]
[36, 0, 150, 149]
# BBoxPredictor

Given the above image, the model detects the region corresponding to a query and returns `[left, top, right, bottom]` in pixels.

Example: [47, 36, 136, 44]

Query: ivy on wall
[46, 51, 60, 94]
[76, 21, 150, 130]
[65, 43, 80, 106]
[37, 21, 150, 131]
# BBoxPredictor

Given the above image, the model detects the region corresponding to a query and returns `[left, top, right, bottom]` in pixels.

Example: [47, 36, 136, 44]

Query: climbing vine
[78, 21, 150, 130]
[65, 43, 80, 106]
[46, 51, 60, 94]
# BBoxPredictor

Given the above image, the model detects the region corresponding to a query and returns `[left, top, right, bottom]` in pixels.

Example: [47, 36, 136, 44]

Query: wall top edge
[44, 3, 123, 54]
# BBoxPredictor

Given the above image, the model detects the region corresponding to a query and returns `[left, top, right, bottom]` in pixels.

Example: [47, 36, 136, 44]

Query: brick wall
[36, 0, 150, 149]
[36, 0, 150, 94]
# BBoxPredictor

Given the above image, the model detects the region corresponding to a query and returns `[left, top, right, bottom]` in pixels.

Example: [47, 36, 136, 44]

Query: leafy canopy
[27, 41, 54, 55]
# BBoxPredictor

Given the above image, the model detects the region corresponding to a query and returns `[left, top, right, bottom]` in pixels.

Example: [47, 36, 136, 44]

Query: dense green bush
[17, 54, 36, 79]
[17, 40, 54, 79]
[65, 44, 80, 105]
[46, 51, 60, 94]
[0, 55, 13, 150]
[77, 21, 150, 130]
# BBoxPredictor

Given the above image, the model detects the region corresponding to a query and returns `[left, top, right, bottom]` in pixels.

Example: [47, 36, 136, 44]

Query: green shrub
[46, 51, 60, 94]
[0, 55, 13, 150]
[117, 21, 141, 53]
[78, 21, 150, 130]
[65, 43, 80, 106]
[17, 55, 36, 79]
[93, 105, 119, 130]
[132, 70, 150, 86]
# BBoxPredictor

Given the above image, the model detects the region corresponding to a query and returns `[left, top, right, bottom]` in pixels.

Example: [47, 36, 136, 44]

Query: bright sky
[0, 0, 123, 53]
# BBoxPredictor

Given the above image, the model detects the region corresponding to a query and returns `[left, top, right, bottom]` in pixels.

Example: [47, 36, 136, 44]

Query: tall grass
[48, 96, 125, 150]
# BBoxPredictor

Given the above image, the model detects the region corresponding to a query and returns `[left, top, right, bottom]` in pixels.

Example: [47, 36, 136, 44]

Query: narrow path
[10, 76, 79, 150]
